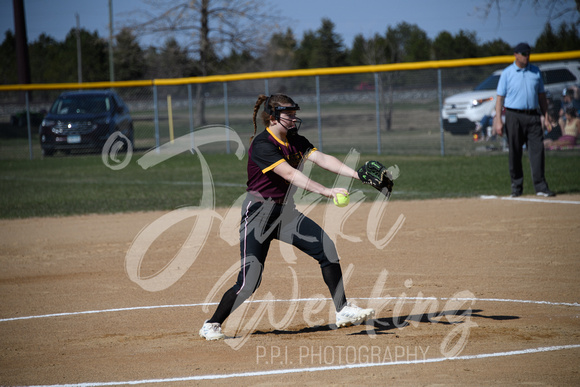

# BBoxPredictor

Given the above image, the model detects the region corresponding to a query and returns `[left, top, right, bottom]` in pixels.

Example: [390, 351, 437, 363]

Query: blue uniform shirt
[496, 61, 545, 110]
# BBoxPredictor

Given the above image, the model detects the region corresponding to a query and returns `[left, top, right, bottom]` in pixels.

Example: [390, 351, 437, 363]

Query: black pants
[504, 110, 550, 194]
[208, 194, 348, 324]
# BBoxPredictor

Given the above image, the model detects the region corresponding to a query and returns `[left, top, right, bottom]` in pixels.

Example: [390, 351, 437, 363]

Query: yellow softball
[333, 192, 350, 207]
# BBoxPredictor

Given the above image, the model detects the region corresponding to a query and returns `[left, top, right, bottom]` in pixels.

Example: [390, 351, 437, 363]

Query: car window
[474, 74, 500, 91]
[542, 69, 577, 85]
[50, 98, 70, 114]
[50, 95, 112, 115]
[89, 97, 111, 113]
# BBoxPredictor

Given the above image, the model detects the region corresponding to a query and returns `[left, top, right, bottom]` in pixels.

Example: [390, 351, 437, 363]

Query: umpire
[493, 42, 555, 197]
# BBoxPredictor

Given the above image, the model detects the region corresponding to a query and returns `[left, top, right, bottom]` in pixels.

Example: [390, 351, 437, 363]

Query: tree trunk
[380, 73, 393, 131]
[195, 0, 210, 127]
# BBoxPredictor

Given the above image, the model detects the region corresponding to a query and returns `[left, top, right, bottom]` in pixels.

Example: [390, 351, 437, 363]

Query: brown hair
[565, 106, 577, 117]
[251, 93, 297, 142]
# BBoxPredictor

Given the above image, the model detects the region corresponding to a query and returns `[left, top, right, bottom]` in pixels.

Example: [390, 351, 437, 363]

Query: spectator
[545, 107, 580, 149]
[474, 107, 506, 142]
[558, 86, 580, 128]
[543, 111, 563, 146]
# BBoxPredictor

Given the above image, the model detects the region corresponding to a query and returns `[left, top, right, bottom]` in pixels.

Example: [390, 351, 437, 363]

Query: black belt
[505, 107, 539, 115]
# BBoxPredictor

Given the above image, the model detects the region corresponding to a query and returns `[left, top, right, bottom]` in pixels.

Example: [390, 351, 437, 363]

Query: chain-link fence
[1, 52, 579, 160]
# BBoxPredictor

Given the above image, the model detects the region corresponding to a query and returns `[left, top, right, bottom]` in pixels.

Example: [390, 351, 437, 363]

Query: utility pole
[12, 0, 31, 102]
[76, 13, 82, 83]
[108, 0, 115, 82]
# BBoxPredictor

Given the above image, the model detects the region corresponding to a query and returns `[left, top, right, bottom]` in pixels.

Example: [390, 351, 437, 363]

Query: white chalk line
[480, 195, 580, 205]
[7, 297, 580, 386]
[2, 296, 578, 323]
[30, 344, 580, 386]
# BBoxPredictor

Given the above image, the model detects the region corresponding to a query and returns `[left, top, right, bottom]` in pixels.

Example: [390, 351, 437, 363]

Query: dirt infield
[1, 196, 579, 386]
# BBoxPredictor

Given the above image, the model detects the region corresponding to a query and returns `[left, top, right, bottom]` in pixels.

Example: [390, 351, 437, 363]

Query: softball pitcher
[199, 93, 391, 340]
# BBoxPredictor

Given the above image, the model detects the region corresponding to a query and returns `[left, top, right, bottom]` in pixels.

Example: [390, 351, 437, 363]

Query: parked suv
[441, 61, 580, 135]
[40, 90, 134, 156]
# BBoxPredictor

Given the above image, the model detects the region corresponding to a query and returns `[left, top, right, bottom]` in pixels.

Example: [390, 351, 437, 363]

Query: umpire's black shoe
[536, 190, 556, 197]
[511, 191, 522, 197]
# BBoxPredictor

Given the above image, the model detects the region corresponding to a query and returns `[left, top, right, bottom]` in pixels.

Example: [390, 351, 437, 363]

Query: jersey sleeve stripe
[304, 147, 318, 160]
[262, 158, 286, 173]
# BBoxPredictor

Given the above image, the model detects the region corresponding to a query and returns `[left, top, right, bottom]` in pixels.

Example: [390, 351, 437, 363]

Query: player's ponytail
[251, 94, 269, 143]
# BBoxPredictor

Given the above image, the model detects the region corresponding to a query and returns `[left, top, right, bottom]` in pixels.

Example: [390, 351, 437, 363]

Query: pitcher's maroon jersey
[246, 127, 316, 202]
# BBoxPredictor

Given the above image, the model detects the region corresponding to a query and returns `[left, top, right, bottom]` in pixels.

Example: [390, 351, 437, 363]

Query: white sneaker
[199, 320, 226, 340]
[336, 302, 375, 328]
[536, 190, 555, 197]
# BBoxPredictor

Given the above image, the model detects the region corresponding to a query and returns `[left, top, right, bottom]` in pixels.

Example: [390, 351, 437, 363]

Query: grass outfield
[1, 151, 579, 219]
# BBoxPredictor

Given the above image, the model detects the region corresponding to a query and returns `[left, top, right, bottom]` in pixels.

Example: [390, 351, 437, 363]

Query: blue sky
[1, 0, 578, 49]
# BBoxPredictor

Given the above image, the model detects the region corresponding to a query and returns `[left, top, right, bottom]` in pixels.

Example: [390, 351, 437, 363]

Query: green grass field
[1, 150, 579, 219]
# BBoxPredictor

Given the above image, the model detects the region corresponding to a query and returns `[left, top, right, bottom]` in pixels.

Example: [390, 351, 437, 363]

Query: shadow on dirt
[251, 309, 519, 337]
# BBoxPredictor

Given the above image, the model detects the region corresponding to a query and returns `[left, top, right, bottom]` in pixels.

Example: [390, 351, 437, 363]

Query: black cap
[513, 42, 531, 53]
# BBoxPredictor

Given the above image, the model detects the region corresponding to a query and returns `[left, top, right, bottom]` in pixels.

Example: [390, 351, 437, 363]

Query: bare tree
[354, 23, 431, 132]
[475, 0, 579, 27]
[121, 0, 280, 126]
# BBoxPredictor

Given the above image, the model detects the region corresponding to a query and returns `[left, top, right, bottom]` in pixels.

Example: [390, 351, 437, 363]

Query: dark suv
[39, 90, 134, 156]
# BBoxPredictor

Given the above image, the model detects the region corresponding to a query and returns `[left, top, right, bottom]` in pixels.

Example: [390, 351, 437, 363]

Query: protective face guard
[265, 97, 302, 132]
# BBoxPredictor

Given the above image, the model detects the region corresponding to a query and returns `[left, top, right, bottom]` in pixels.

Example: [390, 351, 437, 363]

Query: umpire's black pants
[504, 110, 550, 194]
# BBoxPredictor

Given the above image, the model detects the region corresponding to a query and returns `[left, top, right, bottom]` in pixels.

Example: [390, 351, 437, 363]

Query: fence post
[153, 84, 160, 152]
[187, 84, 195, 150]
[315, 76, 322, 152]
[25, 91, 33, 160]
[438, 69, 445, 156]
[224, 82, 230, 154]
[167, 95, 174, 143]
[374, 73, 381, 155]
